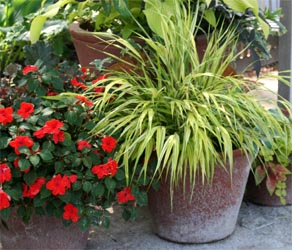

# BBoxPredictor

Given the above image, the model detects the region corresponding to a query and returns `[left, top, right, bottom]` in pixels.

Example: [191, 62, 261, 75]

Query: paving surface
[86, 202, 292, 250]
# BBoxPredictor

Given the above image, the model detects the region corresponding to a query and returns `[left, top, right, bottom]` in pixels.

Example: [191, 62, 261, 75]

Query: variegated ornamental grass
[86, 0, 292, 192]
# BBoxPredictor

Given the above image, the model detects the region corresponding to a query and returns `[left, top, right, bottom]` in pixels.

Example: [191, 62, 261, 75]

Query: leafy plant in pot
[30, 0, 281, 75]
[29, 0, 148, 71]
[0, 42, 146, 250]
[246, 109, 292, 206]
[82, 0, 292, 243]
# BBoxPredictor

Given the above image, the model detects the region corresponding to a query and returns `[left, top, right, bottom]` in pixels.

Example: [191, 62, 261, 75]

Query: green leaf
[23, 171, 37, 185]
[41, 107, 54, 116]
[204, 9, 216, 27]
[0, 207, 11, 220]
[82, 157, 92, 168]
[18, 158, 31, 171]
[72, 181, 82, 191]
[65, 110, 78, 125]
[36, 85, 47, 96]
[0, 136, 9, 149]
[5, 187, 22, 201]
[115, 169, 126, 181]
[83, 181, 92, 193]
[105, 178, 116, 191]
[55, 161, 64, 172]
[59, 192, 72, 203]
[40, 186, 51, 199]
[30, 16, 48, 43]
[254, 165, 266, 185]
[92, 183, 105, 196]
[42, 141, 55, 151]
[32, 143, 40, 152]
[135, 191, 148, 206]
[18, 146, 31, 156]
[78, 216, 91, 231]
[33, 195, 45, 207]
[62, 133, 72, 146]
[29, 155, 40, 166]
[27, 79, 39, 92]
[39, 150, 54, 161]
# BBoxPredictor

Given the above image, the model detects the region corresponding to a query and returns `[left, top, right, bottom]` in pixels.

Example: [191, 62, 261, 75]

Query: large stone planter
[0, 211, 89, 250]
[148, 150, 251, 243]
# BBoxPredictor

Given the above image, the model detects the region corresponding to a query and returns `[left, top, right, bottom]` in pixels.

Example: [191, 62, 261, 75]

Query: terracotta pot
[245, 165, 292, 206]
[0, 210, 89, 250]
[69, 22, 124, 72]
[148, 150, 251, 243]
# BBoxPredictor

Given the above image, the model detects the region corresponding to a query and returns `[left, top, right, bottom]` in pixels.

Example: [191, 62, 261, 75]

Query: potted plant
[81, 0, 292, 243]
[246, 109, 292, 206]
[0, 42, 146, 250]
[29, 0, 282, 75]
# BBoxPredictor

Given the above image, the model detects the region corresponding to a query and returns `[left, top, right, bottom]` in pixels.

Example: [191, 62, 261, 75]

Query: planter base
[0, 212, 89, 250]
[148, 150, 251, 243]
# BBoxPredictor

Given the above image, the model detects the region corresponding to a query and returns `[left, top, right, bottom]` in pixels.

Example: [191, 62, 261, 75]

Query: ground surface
[86, 202, 292, 250]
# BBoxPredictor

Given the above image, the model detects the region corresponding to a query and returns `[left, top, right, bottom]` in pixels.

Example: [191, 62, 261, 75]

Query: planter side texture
[148, 150, 251, 243]
[0, 211, 89, 250]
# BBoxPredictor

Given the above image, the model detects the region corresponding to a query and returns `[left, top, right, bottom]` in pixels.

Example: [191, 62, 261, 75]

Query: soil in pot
[148, 150, 251, 243]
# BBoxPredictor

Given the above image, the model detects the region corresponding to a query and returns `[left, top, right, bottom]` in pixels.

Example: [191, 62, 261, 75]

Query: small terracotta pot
[0, 210, 89, 250]
[245, 165, 292, 206]
[148, 150, 251, 243]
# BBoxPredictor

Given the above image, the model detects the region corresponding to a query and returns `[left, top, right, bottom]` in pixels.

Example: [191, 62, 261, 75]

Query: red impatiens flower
[0, 163, 12, 183]
[101, 136, 117, 153]
[75, 95, 93, 107]
[22, 177, 46, 199]
[71, 77, 87, 90]
[22, 65, 38, 75]
[44, 119, 64, 133]
[117, 187, 135, 203]
[33, 119, 64, 144]
[46, 174, 71, 196]
[92, 75, 107, 84]
[33, 127, 47, 139]
[0, 189, 10, 210]
[63, 203, 81, 223]
[77, 140, 92, 151]
[0, 107, 13, 124]
[9, 135, 34, 155]
[52, 130, 65, 144]
[46, 91, 58, 96]
[92, 75, 107, 93]
[69, 175, 78, 183]
[91, 158, 118, 179]
[17, 102, 34, 120]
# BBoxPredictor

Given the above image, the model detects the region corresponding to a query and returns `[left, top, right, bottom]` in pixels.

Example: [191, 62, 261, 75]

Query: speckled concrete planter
[0, 211, 89, 250]
[148, 150, 251, 243]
